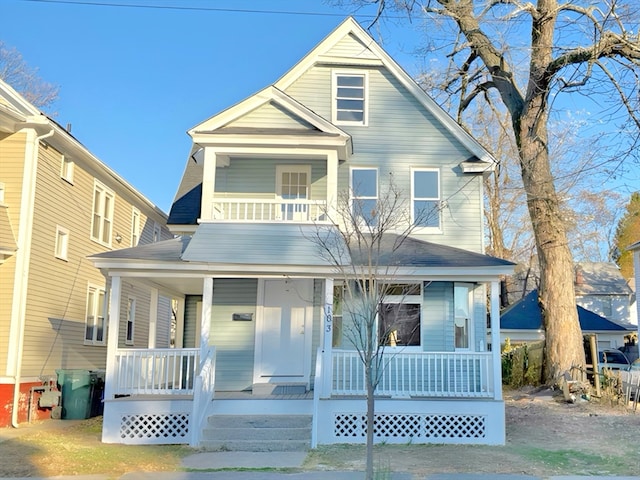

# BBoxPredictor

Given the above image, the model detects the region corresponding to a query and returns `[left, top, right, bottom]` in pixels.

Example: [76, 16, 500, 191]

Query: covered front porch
[91, 229, 512, 448]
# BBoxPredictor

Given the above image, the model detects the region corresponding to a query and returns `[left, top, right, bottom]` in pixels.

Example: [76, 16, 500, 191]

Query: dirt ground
[1, 387, 639, 477]
[305, 387, 640, 476]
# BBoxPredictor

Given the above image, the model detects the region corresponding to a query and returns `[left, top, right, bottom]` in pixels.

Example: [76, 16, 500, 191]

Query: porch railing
[114, 348, 200, 396]
[332, 350, 494, 398]
[210, 198, 328, 222]
[190, 346, 216, 446]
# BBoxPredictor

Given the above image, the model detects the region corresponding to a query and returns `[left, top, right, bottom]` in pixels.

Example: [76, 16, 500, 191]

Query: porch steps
[200, 414, 312, 452]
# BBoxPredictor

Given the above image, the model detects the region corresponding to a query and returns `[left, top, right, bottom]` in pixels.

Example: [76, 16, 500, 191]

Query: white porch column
[200, 277, 213, 360]
[321, 278, 334, 398]
[326, 151, 338, 220]
[490, 280, 502, 400]
[201, 148, 218, 220]
[104, 275, 122, 400]
[147, 288, 159, 348]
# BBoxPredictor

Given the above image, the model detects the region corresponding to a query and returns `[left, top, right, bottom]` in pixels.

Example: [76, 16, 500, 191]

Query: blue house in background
[494, 290, 632, 350]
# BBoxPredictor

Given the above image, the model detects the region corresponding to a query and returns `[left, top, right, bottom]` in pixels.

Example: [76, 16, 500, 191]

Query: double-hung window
[85, 285, 106, 345]
[334, 72, 367, 125]
[91, 181, 114, 246]
[412, 168, 441, 229]
[131, 208, 140, 247]
[379, 283, 422, 347]
[351, 168, 378, 226]
[454, 283, 473, 350]
[60, 155, 74, 183]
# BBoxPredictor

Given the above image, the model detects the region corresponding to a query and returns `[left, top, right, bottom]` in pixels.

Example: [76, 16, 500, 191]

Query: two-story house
[0, 78, 173, 427]
[90, 17, 514, 448]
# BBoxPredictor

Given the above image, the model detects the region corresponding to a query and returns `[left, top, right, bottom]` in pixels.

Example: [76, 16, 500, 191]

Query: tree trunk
[365, 364, 375, 480]
[516, 0, 585, 382]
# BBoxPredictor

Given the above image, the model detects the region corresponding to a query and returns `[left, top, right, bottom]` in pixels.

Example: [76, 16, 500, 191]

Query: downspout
[11, 127, 54, 428]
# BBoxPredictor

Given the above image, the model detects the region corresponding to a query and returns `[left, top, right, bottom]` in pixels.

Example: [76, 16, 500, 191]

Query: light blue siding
[284, 65, 485, 252]
[423, 281, 454, 351]
[210, 279, 257, 391]
[226, 101, 315, 130]
[183, 295, 202, 348]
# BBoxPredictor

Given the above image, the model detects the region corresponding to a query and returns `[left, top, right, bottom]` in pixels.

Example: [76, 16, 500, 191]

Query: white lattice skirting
[334, 413, 486, 439]
[119, 413, 190, 442]
[314, 399, 505, 445]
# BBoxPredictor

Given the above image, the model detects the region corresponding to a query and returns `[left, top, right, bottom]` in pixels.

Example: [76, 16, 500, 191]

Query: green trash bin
[56, 369, 96, 420]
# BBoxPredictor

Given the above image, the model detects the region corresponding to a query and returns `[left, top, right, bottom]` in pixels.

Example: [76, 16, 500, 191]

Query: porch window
[351, 168, 378, 226]
[85, 285, 106, 345]
[454, 284, 473, 350]
[333, 283, 344, 348]
[412, 168, 440, 229]
[126, 297, 136, 345]
[333, 72, 367, 125]
[91, 181, 114, 246]
[379, 283, 422, 347]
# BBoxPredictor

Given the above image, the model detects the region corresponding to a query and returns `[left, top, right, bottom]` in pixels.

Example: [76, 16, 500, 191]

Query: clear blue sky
[1, 0, 425, 212]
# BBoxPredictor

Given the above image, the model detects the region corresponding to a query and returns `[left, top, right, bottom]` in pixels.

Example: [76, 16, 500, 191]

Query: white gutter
[10, 126, 54, 428]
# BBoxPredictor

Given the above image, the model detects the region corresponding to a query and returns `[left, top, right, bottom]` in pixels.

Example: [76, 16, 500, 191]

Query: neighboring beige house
[0, 78, 173, 427]
[630, 241, 640, 342]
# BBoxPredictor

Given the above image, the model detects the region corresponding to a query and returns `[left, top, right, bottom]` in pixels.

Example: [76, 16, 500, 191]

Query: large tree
[613, 192, 640, 279]
[0, 40, 58, 110]
[349, 0, 640, 384]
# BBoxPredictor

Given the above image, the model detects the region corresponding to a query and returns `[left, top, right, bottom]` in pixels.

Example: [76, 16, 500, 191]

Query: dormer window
[333, 71, 367, 126]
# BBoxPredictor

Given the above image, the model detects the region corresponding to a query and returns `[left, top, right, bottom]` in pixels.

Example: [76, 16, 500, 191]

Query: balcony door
[276, 165, 310, 221]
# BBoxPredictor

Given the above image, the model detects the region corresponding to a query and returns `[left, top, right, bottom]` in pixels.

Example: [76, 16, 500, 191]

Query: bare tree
[0, 40, 58, 110]
[310, 174, 434, 480]
[349, 0, 640, 384]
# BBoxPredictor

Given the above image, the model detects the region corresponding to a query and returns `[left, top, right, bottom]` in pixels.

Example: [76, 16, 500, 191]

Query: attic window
[333, 72, 367, 126]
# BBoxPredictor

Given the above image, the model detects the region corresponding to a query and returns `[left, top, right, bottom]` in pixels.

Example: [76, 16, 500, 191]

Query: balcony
[210, 198, 328, 223]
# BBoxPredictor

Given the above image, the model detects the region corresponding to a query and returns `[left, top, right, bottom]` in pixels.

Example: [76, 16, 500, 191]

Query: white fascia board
[275, 17, 496, 166]
[0, 78, 41, 117]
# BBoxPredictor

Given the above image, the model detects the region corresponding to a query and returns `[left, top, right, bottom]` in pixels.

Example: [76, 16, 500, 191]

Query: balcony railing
[114, 348, 200, 396]
[332, 350, 494, 398]
[210, 198, 328, 222]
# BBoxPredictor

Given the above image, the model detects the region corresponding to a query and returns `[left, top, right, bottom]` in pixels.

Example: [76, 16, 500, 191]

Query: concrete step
[201, 414, 312, 452]
[207, 414, 311, 429]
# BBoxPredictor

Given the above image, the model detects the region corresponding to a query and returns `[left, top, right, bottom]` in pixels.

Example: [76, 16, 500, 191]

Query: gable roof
[574, 262, 633, 296]
[188, 86, 353, 160]
[274, 17, 496, 168]
[501, 290, 631, 332]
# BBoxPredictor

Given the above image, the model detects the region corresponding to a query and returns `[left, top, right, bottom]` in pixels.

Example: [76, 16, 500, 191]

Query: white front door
[256, 279, 312, 381]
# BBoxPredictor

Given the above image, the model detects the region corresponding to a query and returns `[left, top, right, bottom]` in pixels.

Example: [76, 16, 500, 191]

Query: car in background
[598, 349, 631, 371]
[618, 344, 639, 363]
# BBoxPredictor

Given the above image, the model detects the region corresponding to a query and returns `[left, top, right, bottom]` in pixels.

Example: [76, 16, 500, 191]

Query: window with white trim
[85, 285, 106, 345]
[91, 181, 114, 246]
[351, 168, 378, 226]
[153, 222, 161, 243]
[54, 225, 69, 261]
[60, 155, 74, 183]
[131, 208, 140, 247]
[454, 283, 473, 350]
[126, 297, 136, 345]
[412, 168, 441, 229]
[333, 72, 367, 125]
[379, 283, 422, 347]
[276, 164, 311, 221]
[0, 182, 5, 203]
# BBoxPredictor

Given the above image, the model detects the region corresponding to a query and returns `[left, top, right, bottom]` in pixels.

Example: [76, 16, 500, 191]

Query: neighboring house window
[153, 222, 161, 243]
[60, 155, 74, 183]
[379, 283, 422, 347]
[91, 181, 114, 246]
[412, 168, 441, 229]
[85, 285, 106, 345]
[131, 208, 140, 247]
[54, 226, 69, 261]
[126, 297, 136, 345]
[0, 182, 5, 203]
[351, 168, 378, 226]
[454, 284, 473, 350]
[601, 297, 613, 318]
[333, 72, 367, 125]
[276, 165, 311, 221]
